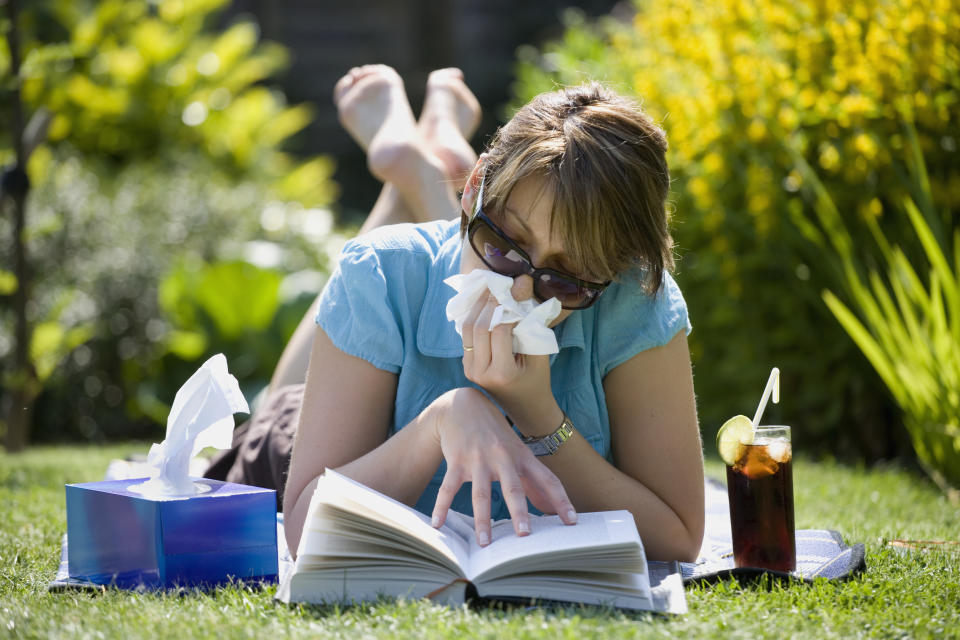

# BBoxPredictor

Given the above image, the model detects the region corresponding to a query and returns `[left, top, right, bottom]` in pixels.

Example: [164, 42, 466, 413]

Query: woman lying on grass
[207, 64, 704, 561]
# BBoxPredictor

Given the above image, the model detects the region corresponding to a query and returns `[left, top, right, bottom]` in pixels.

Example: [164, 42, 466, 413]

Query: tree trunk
[2, 0, 36, 452]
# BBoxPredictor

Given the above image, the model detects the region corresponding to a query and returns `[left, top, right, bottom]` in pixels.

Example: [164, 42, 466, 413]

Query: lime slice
[716, 414, 754, 466]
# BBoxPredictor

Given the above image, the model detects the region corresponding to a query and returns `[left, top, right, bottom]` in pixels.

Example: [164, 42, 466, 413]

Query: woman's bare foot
[334, 65, 459, 223]
[334, 65, 416, 154]
[419, 68, 482, 184]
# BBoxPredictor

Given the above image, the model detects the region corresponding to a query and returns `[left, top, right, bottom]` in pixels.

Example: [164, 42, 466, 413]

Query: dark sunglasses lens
[537, 273, 597, 309]
[472, 221, 528, 276]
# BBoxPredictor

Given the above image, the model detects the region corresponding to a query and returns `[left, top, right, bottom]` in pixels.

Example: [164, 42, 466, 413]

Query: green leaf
[865, 269, 904, 361]
[904, 198, 959, 328]
[785, 141, 853, 258]
[0, 270, 18, 295]
[822, 290, 903, 405]
[900, 117, 937, 236]
[158, 262, 200, 328]
[29, 321, 94, 383]
[165, 329, 207, 360]
[30, 323, 65, 380]
[195, 261, 281, 339]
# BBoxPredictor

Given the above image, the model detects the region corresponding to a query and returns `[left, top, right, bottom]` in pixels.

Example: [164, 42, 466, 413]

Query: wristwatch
[521, 413, 575, 456]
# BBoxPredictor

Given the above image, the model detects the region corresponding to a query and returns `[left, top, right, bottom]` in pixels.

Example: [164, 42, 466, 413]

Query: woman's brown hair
[475, 83, 673, 294]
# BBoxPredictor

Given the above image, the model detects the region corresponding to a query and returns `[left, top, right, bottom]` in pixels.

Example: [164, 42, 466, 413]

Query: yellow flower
[703, 152, 724, 174]
[781, 105, 802, 131]
[819, 143, 841, 171]
[688, 176, 711, 200]
[799, 87, 818, 109]
[852, 132, 876, 158]
[748, 119, 767, 141]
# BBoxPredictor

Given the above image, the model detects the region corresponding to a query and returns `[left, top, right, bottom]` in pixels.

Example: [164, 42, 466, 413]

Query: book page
[440, 510, 475, 546]
[298, 471, 471, 574]
[466, 510, 644, 582]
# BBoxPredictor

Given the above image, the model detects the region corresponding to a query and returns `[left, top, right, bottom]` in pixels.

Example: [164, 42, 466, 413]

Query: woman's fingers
[431, 388, 576, 548]
[496, 463, 532, 537]
[431, 467, 463, 528]
[459, 294, 529, 385]
[526, 461, 578, 525]
[489, 322, 517, 371]
[471, 469, 493, 546]
[460, 292, 489, 362]
[469, 296, 498, 372]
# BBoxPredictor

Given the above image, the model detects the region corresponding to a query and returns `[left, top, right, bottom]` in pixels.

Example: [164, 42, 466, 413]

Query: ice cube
[737, 444, 779, 479]
[766, 439, 791, 463]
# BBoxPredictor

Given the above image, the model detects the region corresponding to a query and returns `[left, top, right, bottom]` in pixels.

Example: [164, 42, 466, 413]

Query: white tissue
[444, 269, 562, 355]
[135, 353, 249, 497]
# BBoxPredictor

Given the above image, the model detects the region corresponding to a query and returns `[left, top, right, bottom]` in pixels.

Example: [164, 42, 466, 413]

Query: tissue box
[65, 478, 278, 589]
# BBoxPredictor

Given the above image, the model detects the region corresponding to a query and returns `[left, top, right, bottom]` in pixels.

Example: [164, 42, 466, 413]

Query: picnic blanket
[677, 479, 866, 583]
[49, 473, 864, 592]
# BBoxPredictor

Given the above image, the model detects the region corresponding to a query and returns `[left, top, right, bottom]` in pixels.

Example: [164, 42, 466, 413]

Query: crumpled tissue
[134, 353, 249, 497]
[444, 269, 562, 355]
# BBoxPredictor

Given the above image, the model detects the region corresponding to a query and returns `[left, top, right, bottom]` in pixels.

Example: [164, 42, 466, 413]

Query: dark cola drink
[725, 427, 796, 572]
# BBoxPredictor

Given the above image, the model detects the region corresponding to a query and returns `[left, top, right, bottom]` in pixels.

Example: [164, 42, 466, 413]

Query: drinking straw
[751, 367, 780, 427]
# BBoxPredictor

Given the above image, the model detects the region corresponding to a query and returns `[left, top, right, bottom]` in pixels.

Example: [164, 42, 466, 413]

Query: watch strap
[521, 413, 575, 456]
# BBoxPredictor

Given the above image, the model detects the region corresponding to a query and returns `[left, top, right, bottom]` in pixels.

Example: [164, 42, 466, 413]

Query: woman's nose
[511, 274, 535, 302]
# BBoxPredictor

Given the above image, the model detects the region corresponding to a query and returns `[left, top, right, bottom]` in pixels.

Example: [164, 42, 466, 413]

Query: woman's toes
[425, 67, 481, 137]
[334, 65, 410, 151]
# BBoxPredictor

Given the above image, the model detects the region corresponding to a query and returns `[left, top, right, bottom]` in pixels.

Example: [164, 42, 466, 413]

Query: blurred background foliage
[512, 0, 959, 466]
[1, 0, 345, 443]
[3, 0, 958, 490]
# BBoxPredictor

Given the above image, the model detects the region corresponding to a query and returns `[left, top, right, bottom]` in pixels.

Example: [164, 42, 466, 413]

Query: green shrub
[790, 130, 960, 490]
[10, 0, 336, 206]
[1, 0, 342, 443]
[17, 147, 346, 442]
[511, 1, 959, 458]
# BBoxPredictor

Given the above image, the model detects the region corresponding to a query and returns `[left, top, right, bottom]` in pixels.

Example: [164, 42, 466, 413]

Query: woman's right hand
[427, 387, 578, 546]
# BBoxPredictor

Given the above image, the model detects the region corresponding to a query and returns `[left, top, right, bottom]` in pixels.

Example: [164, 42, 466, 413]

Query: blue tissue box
[65, 478, 278, 589]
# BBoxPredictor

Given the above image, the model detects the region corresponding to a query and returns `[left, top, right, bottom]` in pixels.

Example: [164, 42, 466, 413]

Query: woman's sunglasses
[466, 179, 610, 310]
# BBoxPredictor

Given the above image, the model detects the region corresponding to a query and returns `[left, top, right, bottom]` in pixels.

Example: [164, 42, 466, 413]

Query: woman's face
[459, 175, 595, 328]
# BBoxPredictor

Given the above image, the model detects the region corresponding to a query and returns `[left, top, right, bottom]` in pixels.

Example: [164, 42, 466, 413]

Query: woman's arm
[496, 330, 704, 562]
[283, 325, 577, 556]
[458, 289, 703, 561]
[601, 329, 704, 560]
[282, 327, 440, 556]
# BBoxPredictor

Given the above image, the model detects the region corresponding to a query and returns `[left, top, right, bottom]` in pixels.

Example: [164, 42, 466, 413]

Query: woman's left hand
[460, 293, 559, 425]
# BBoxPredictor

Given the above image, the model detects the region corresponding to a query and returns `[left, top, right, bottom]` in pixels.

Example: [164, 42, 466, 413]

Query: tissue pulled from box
[137, 353, 249, 497]
[445, 269, 561, 355]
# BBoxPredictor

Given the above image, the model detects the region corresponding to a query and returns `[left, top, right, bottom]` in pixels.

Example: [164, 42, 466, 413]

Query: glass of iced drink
[719, 419, 796, 572]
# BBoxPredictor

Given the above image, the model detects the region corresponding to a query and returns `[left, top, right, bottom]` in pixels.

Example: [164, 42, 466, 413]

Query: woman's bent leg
[269, 67, 482, 389]
[203, 384, 304, 510]
[335, 64, 459, 223]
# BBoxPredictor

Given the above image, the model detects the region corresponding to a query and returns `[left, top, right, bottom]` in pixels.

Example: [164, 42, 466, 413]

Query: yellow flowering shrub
[512, 0, 960, 456]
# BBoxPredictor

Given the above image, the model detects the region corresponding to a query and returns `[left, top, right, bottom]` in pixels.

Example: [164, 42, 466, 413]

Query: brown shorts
[203, 383, 304, 511]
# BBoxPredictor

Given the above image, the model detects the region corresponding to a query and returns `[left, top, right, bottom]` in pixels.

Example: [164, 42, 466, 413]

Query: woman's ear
[459, 154, 487, 215]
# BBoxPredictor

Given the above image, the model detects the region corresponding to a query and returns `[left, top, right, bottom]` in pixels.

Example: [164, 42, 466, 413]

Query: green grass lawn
[2, 443, 959, 639]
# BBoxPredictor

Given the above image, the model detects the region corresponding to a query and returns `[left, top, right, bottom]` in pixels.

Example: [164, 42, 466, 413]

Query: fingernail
[431, 515, 440, 528]
[566, 509, 578, 523]
[517, 521, 530, 535]
[479, 531, 490, 546]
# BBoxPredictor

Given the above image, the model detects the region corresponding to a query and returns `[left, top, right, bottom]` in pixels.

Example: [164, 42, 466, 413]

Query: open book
[276, 470, 673, 611]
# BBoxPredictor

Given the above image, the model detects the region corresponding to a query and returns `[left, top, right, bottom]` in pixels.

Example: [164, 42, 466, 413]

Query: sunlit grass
[2, 444, 958, 639]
